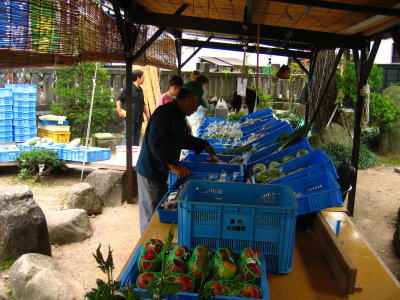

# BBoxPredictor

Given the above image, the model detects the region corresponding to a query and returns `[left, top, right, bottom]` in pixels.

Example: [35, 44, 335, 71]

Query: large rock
[45, 209, 93, 245]
[85, 169, 127, 206]
[379, 122, 400, 155]
[0, 185, 51, 263]
[308, 123, 353, 148]
[382, 85, 400, 104]
[66, 183, 102, 215]
[9, 253, 84, 300]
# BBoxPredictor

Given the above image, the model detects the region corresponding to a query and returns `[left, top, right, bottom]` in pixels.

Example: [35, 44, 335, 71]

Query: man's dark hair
[176, 87, 194, 101]
[191, 70, 201, 76]
[132, 69, 144, 82]
[196, 75, 209, 85]
[169, 76, 183, 87]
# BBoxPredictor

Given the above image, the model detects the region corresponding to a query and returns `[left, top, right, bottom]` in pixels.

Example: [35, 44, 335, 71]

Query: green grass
[377, 155, 400, 166]
[0, 258, 16, 271]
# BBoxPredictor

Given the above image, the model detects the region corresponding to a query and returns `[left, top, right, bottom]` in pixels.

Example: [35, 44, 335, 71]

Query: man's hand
[145, 113, 151, 122]
[167, 164, 190, 179]
[117, 109, 126, 118]
[204, 144, 216, 156]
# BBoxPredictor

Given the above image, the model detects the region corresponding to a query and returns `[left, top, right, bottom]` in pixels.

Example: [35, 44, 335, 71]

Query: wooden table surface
[119, 210, 400, 300]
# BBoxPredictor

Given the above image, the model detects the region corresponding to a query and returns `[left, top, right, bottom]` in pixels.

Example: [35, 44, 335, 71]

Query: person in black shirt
[116, 69, 150, 146]
[136, 81, 216, 234]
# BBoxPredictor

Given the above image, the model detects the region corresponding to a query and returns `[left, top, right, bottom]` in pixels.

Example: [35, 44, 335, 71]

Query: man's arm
[116, 100, 125, 118]
[143, 104, 150, 121]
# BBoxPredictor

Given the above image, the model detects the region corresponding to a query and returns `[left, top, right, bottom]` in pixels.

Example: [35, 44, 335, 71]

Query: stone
[45, 209, 93, 245]
[308, 123, 353, 148]
[379, 122, 400, 155]
[85, 169, 127, 206]
[382, 85, 400, 104]
[393, 207, 400, 257]
[0, 185, 51, 263]
[395, 167, 400, 174]
[9, 253, 84, 300]
[66, 183, 102, 215]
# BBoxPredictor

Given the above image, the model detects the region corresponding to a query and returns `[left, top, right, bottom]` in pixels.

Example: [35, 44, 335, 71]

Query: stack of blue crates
[5, 84, 37, 143]
[0, 88, 13, 143]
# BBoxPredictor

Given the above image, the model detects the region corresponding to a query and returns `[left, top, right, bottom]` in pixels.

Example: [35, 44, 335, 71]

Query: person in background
[190, 70, 201, 81]
[187, 75, 209, 136]
[156, 75, 183, 107]
[116, 69, 150, 146]
[245, 87, 259, 114]
[136, 81, 216, 234]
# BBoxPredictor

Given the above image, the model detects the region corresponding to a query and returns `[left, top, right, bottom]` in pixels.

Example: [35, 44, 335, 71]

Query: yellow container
[38, 129, 71, 143]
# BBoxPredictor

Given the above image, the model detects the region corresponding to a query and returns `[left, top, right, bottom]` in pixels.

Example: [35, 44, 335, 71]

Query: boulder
[85, 169, 127, 206]
[379, 121, 400, 155]
[382, 85, 400, 104]
[393, 207, 400, 257]
[45, 209, 93, 245]
[9, 253, 84, 300]
[66, 183, 102, 215]
[0, 185, 51, 263]
[309, 123, 353, 148]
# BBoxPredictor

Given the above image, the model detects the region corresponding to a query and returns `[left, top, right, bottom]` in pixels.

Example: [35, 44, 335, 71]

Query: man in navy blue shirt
[136, 81, 216, 234]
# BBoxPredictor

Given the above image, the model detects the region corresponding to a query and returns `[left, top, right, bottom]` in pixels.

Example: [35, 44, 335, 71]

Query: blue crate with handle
[13, 126, 37, 135]
[178, 180, 297, 274]
[0, 130, 13, 138]
[0, 136, 13, 143]
[63, 146, 111, 162]
[38, 119, 69, 126]
[281, 172, 343, 215]
[156, 190, 180, 224]
[0, 125, 13, 132]
[14, 134, 37, 143]
[119, 244, 270, 300]
[239, 108, 273, 122]
[246, 123, 294, 148]
[0, 111, 13, 119]
[0, 97, 13, 106]
[241, 118, 280, 137]
[0, 104, 13, 112]
[0, 88, 12, 98]
[183, 153, 240, 164]
[0, 118, 12, 126]
[0, 145, 20, 162]
[169, 160, 244, 189]
[13, 111, 36, 119]
[13, 118, 36, 127]
[14, 99, 36, 107]
[248, 138, 313, 171]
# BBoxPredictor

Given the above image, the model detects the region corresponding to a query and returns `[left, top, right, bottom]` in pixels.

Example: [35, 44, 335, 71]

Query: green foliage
[319, 142, 378, 169]
[15, 149, 65, 181]
[275, 110, 302, 129]
[0, 258, 16, 271]
[228, 111, 245, 120]
[361, 127, 380, 151]
[369, 92, 400, 129]
[85, 244, 141, 300]
[336, 62, 383, 106]
[51, 62, 114, 138]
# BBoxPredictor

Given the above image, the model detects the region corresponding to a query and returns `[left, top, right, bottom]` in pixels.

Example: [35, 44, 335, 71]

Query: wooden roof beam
[269, 0, 400, 17]
[180, 39, 311, 58]
[131, 12, 366, 50]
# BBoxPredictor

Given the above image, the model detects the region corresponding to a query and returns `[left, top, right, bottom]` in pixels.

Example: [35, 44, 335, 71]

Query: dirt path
[0, 164, 399, 299]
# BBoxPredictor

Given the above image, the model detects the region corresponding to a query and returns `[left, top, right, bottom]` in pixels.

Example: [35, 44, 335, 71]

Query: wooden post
[347, 34, 382, 216]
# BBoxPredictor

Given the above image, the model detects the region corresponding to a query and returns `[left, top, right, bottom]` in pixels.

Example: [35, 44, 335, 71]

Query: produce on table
[281, 155, 295, 163]
[205, 280, 231, 296]
[252, 163, 267, 175]
[237, 283, 262, 298]
[217, 261, 238, 279]
[136, 272, 156, 289]
[160, 191, 179, 211]
[174, 274, 195, 292]
[255, 168, 283, 183]
[239, 248, 262, 262]
[169, 245, 190, 262]
[268, 161, 280, 169]
[138, 239, 164, 271]
[228, 110, 245, 120]
[166, 257, 187, 274]
[296, 149, 309, 157]
[65, 138, 80, 149]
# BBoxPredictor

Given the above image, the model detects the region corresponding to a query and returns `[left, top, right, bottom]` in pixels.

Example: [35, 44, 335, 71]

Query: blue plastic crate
[248, 138, 313, 171]
[38, 119, 69, 126]
[243, 121, 289, 143]
[13, 118, 37, 127]
[247, 141, 285, 164]
[0, 111, 13, 119]
[239, 108, 273, 122]
[247, 123, 294, 147]
[119, 245, 270, 300]
[13, 126, 38, 135]
[0, 97, 13, 106]
[0, 130, 13, 138]
[13, 105, 35, 113]
[241, 118, 280, 137]
[0, 125, 13, 132]
[0, 118, 13, 126]
[14, 134, 37, 143]
[178, 181, 297, 273]
[169, 160, 244, 189]
[0, 145, 20, 162]
[281, 172, 343, 215]
[156, 190, 179, 224]
[0, 88, 12, 98]
[63, 146, 111, 162]
[13, 111, 36, 119]
[17, 144, 34, 152]
[14, 100, 36, 107]
[0, 136, 13, 143]
[0, 104, 13, 112]
[183, 153, 240, 164]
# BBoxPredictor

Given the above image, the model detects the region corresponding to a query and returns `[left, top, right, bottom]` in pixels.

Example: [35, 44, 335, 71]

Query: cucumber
[65, 138, 80, 149]
[25, 137, 41, 146]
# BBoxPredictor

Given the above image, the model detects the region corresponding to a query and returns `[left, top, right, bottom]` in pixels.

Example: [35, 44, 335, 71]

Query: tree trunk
[309, 49, 338, 133]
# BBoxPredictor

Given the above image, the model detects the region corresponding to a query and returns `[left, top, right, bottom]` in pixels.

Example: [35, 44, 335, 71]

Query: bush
[319, 142, 378, 169]
[51, 62, 114, 138]
[275, 110, 302, 129]
[361, 127, 379, 151]
[369, 92, 400, 129]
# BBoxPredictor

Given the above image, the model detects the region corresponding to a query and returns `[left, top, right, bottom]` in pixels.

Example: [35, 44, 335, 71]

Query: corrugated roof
[200, 56, 256, 67]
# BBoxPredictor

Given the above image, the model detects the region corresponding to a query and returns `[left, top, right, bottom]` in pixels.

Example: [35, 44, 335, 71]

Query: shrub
[51, 62, 114, 138]
[15, 149, 65, 181]
[369, 92, 400, 129]
[361, 127, 379, 151]
[319, 142, 378, 169]
[275, 110, 302, 129]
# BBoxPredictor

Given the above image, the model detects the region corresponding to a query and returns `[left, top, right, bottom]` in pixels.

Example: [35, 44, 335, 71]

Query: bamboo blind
[0, 0, 177, 69]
